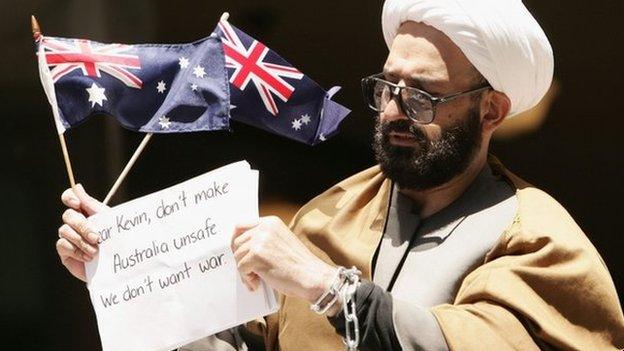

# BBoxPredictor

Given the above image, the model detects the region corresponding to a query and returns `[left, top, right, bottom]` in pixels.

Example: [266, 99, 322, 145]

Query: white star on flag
[193, 65, 206, 78]
[319, 133, 326, 141]
[190, 83, 198, 91]
[156, 80, 167, 93]
[179, 57, 190, 69]
[292, 118, 302, 131]
[301, 114, 311, 125]
[159, 116, 171, 129]
[86, 83, 107, 107]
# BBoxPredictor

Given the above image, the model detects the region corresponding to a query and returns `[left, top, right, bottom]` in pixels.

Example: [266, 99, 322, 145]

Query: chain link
[309, 266, 361, 351]
[340, 267, 361, 351]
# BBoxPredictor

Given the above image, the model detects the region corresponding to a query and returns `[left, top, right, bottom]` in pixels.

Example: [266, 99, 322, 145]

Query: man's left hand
[231, 216, 338, 306]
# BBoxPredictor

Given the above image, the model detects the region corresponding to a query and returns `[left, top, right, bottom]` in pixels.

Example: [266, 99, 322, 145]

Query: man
[56, 0, 624, 350]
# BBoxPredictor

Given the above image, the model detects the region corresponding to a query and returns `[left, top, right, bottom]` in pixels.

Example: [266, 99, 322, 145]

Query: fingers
[231, 229, 254, 253]
[232, 238, 263, 292]
[231, 218, 276, 291]
[240, 272, 260, 292]
[74, 184, 107, 216]
[56, 239, 88, 282]
[61, 188, 81, 210]
[231, 220, 259, 254]
[232, 239, 251, 263]
[60, 184, 108, 216]
[58, 186, 101, 283]
[246, 272, 260, 291]
[233, 220, 259, 238]
[232, 238, 255, 291]
[236, 253, 261, 291]
[58, 223, 98, 257]
[56, 238, 89, 262]
[62, 208, 100, 246]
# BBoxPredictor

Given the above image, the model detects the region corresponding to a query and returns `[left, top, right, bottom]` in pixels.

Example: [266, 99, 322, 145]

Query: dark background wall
[1, 0, 622, 349]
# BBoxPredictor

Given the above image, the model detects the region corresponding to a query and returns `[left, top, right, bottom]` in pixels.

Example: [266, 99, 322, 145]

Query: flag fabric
[35, 17, 351, 145]
[36, 33, 231, 135]
[214, 19, 351, 145]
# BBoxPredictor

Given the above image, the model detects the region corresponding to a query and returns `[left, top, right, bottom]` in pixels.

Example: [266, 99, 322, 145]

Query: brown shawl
[249, 157, 624, 350]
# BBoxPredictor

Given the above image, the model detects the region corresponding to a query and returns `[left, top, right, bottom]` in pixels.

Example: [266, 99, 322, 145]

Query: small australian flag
[214, 19, 350, 145]
[36, 33, 230, 135]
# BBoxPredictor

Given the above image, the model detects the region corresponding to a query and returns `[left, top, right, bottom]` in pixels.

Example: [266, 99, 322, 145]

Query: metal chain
[310, 267, 345, 315]
[341, 267, 361, 351]
[309, 266, 361, 350]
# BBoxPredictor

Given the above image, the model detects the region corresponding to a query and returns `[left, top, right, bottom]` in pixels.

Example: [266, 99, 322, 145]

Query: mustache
[378, 119, 427, 142]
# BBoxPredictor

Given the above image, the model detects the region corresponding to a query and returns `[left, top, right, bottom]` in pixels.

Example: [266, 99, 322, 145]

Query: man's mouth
[388, 131, 417, 147]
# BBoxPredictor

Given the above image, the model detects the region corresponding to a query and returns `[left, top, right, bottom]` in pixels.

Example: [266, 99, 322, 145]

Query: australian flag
[214, 19, 350, 145]
[36, 33, 230, 135]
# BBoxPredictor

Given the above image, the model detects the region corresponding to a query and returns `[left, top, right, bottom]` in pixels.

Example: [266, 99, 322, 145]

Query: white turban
[382, 0, 554, 117]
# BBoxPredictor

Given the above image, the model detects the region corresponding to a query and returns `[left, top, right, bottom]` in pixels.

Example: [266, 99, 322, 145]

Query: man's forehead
[383, 55, 449, 91]
[384, 21, 477, 90]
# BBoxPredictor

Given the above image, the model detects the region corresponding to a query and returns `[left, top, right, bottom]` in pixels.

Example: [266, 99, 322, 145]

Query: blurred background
[1, 0, 622, 349]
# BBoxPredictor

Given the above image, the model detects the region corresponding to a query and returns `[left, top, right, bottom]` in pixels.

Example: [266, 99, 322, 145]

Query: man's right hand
[56, 184, 109, 282]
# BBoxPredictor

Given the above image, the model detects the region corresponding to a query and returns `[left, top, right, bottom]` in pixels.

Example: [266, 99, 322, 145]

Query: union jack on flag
[214, 19, 351, 145]
[219, 20, 303, 116]
[41, 37, 143, 89]
[35, 33, 231, 135]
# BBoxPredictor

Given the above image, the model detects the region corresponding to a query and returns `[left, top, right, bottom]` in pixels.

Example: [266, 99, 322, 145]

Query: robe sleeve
[431, 202, 624, 351]
[327, 281, 402, 350]
[327, 281, 449, 351]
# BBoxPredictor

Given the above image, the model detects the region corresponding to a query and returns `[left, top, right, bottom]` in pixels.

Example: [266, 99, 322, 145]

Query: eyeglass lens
[367, 78, 434, 123]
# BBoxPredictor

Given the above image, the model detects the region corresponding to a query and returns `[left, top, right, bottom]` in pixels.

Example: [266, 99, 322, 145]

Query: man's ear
[481, 91, 511, 132]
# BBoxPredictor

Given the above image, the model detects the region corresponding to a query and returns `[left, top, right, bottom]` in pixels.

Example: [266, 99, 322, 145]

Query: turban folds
[382, 0, 554, 117]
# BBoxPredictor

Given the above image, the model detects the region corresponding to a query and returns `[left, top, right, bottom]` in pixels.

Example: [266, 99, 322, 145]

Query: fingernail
[85, 244, 98, 255]
[87, 232, 100, 245]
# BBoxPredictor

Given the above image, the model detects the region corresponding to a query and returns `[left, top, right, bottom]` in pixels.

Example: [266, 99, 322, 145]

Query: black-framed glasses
[361, 73, 491, 124]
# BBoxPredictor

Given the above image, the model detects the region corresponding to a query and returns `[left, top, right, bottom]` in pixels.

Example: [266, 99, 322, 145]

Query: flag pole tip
[220, 12, 230, 22]
[30, 15, 41, 39]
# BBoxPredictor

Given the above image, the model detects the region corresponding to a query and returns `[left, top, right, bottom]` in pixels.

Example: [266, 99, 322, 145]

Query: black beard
[373, 108, 482, 191]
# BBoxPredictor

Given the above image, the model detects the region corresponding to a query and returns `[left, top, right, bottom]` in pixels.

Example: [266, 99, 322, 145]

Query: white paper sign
[85, 161, 278, 351]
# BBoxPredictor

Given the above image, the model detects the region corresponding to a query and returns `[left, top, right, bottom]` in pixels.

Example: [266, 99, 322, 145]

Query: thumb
[74, 184, 108, 216]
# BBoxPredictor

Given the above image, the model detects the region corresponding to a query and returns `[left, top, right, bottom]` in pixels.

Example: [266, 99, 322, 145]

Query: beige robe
[242, 156, 624, 350]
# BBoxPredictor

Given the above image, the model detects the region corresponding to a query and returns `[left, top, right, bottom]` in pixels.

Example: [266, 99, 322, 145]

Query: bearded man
[56, 0, 624, 350]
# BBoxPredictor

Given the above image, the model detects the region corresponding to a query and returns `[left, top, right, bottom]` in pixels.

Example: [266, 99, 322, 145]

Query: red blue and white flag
[215, 19, 350, 145]
[35, 17, 350, 145]
[36, 33, 230, 135]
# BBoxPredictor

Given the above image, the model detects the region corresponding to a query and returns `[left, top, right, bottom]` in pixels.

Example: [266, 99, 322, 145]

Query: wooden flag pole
[103, 133, 153, 205]
[32, 15, 77, 192]
[58, 132, 77, 190]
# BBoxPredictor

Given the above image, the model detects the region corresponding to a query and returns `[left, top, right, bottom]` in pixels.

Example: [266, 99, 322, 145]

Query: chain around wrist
[309, 266, 360, 315]
[309, 266, 361, 351]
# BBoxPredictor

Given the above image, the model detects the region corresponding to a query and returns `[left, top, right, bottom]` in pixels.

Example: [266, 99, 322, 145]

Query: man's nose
[380, 95, 409, 123]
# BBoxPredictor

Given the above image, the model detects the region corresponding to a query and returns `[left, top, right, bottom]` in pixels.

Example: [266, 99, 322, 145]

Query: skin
[56, 21, 510, 317]
[57, 184, 107, 282]
[382, 21, 510, 218]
